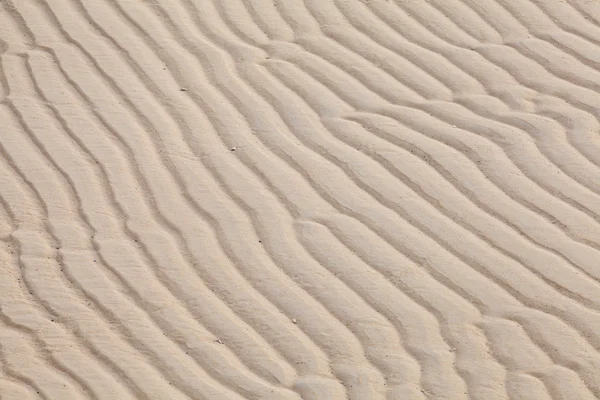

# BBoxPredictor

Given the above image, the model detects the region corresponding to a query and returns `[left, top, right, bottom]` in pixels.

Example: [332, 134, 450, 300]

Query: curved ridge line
[21, 51, 289, 400]
[5, 0, 600, 396]
[565, 0, 600, 30]
[3, 60, 208, 399]
[329, 0, 600, 218]
[294, 218, 472, 399]
[359, 0, 600, 222]
[15, 3, 300, 390]
[0, 374, 42, 400]
[332, 0, 487, 96]
[0, 101, 194, 400]
[47, 0, 354, 390]
[0, 332, 49, 400]
[259, 64, 600, 392]
[311, 215, 529, 399]
[238, 0, 295, 42]
[341, 112, 600, 288]
[260, 56, 600, 303]
[144, 0, 600, 396]
[260, 53, 600, 272]
[0, 44, 102, 400]
[0, 110, 149, 400]
[478, 316, 576, 400]
[95, 0, 398, 396]
[106, 0, 412, 396]
[540, 31, 600, 78]
[532, 98, 600, 171]
[405, 101, 600, 249]
[261, 36, 600, 232]
[451, 94, 600, 231]
[305, 0, 455, 99]
[505, 312, 600, 398]
[502, 40, 600, 169]
[334, 116, 600, 301]
[302, 28, 600, 228]
[251, 34, 600, 394]
[279, 40, 600, 247]
[56, 0, 332, 376]
[30, 0, 321, 383]
[156, 0, 600, 364]
[432, 0, 600, 202]
[519, 0, 600, 45]
[0, 313, 96, 400]
[125, 2, 398, 396]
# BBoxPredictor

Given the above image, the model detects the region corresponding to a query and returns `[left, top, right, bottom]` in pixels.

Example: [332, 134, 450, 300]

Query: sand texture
[1, 0, 600, 399]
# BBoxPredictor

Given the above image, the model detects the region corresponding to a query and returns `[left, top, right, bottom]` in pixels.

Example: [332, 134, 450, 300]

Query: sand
[1, 0, 600, 399]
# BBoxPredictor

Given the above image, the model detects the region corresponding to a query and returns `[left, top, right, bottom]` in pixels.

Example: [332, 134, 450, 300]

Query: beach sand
[1, 0, 600, 398]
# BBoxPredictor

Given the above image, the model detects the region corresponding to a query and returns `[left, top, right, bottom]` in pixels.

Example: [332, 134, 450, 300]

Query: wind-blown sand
[1, 0, 600, 399]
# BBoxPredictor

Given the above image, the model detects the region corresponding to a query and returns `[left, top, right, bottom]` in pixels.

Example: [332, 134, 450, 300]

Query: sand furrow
[149, 0, 600, 394]
[84, 0, 410, 396]
[360, 0, 600, 225]
[122, 4, 600, 398]
[12, 0, 366, 396]
[332, 0, 600, 211]
[6, 55, 233, 400]
[1, 0, 599, 399]
[5, 17, 308, 400]
[213, 0, 600, 360]
[0, 157, 137, 400]
[30, 0, 346, 392]
[0, 322, 89, 400]
[260, 57, 600, 305]
[0, 123, 152, 399]
[0, 378, 40, 400]
[342, 113, 600, 286]
[259, 41, 600, 248]
[263, 14, 600, 238]
[22, 55, 292, 400]
[0, 106, 193, 400]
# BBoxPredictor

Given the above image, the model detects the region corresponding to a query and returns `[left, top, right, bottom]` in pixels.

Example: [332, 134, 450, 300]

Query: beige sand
[1, 0, 600, 399]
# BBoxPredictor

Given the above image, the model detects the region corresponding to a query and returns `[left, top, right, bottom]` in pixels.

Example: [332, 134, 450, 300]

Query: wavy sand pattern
[1, 0, 600, 399]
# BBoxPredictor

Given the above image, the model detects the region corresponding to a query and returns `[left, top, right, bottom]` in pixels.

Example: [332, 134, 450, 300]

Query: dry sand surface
[1, 0, 600, 399]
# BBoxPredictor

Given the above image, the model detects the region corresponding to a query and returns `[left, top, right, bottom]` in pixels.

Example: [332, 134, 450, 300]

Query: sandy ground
[1, 0, 600, 399]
